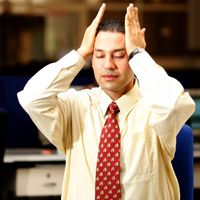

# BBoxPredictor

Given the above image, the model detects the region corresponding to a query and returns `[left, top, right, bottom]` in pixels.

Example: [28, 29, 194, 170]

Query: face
[92, 31, 134, 99]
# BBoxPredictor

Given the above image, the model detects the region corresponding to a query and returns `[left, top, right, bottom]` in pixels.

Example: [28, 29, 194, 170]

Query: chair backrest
[0, 108, 7, 164]
[172, 124, 194, 200]
[0, 108, 7, 199]
[0, 76, 40, 148]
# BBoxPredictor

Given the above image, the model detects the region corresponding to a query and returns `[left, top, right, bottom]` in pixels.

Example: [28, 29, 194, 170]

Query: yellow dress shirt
[17, 50, 195, 200]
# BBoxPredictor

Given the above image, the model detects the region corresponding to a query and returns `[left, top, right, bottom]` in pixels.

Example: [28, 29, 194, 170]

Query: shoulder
[58, 86, 100, 103]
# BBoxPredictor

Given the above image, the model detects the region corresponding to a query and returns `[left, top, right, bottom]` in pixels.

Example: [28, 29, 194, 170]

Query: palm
[125, 4, 146, 55]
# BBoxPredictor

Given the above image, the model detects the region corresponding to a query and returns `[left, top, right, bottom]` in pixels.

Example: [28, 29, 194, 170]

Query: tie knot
[108, 101, 119, 114]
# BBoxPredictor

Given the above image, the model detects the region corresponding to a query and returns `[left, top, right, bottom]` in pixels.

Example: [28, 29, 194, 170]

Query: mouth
[102, 74, 119, 81]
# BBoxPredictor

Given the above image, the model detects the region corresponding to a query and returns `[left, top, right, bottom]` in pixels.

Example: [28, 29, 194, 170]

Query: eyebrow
[94, 48, 126, 53]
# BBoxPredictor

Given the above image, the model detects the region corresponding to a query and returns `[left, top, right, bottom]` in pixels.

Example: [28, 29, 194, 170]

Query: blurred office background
[0, 0, 200, 199]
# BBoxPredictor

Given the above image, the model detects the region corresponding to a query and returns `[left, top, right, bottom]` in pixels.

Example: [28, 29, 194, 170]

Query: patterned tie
[95, 101, 121, 200]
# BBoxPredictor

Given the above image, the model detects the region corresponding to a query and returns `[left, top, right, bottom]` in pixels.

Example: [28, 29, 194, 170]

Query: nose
[104, 56, 116, 70]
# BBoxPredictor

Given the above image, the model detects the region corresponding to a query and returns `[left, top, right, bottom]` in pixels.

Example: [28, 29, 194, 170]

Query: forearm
[130, 50, 195, 132]
[18, 50, 85, 108]
[130, 50, 185, 107]
[130, 50, 195, 160]
[17, 50, 85, 152]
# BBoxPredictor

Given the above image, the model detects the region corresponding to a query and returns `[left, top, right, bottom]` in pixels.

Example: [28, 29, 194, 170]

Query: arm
[77, 3, 106, 59]
[18, 51, 85, 107]
[17, 4, 106, 152]
[18, 3, 106, 106]
[125, 4, 195, 155]
[17, 51, 86, 152]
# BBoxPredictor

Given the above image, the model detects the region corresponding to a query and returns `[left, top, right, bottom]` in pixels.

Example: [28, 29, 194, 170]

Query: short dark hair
[96, 19, 125, 35]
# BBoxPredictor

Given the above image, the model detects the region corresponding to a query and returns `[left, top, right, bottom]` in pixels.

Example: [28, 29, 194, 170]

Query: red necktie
[95, 101, 121, 200]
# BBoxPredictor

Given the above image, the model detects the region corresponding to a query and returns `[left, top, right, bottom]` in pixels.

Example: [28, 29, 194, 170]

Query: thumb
[141, 28, 146, 35]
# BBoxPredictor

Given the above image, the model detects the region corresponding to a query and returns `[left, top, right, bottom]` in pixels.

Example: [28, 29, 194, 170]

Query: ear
[86, 56, 93, 68]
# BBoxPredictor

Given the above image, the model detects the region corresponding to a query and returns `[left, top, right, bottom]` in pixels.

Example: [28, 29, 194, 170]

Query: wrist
[77, 48, 89, 60]
[128, 47, 143, 60]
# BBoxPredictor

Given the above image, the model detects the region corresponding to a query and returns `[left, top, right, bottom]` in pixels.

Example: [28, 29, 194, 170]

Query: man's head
[96, 19, 125, 35]
[92, 19, 134, 100]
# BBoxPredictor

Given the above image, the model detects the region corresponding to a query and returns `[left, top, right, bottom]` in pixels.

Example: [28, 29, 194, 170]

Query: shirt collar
[99, 88, 113, 117]
[98, 80, 141, 117]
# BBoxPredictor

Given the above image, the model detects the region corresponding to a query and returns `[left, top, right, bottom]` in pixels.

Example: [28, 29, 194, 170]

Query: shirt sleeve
[129, 50, 195, 158]
[17, 50, 86, 152]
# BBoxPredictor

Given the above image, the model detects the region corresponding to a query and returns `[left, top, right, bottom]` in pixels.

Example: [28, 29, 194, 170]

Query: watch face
[134, 48, 139, 53]
[129, 48, 142, 60]
[134, 48, 143, 54]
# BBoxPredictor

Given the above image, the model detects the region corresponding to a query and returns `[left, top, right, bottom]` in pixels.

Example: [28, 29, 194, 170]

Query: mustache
[102, 70, 119, 76]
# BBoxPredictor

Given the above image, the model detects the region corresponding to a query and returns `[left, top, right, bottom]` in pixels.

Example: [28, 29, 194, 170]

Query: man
[17, 3, 195, 200]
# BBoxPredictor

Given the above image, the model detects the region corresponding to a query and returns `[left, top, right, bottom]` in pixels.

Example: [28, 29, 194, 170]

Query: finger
[128, 4, 134, 18]
[130, 3, 135, 18]
[125, 4, 133, 25]
[129, 5, 138, 28]
[141, 28, 146, 33]
[134, 6, 141, 29]
[91, 3, 106, 26]
[127, 4, 138, 28]
[125, 8, 131, 27]
[141, 28, 146, 37]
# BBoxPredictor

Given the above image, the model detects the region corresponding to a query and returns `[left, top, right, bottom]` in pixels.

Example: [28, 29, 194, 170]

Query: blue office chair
[172, 124, 194, 200]
[0, 108, 7, 199]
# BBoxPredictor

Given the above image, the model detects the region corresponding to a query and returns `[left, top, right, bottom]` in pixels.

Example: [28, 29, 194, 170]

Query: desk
[3, 149, 65, 199]
[4, 148, 65, 163]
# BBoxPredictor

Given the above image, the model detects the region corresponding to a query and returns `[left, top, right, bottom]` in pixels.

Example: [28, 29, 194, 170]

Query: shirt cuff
[57, 50, 86, 70]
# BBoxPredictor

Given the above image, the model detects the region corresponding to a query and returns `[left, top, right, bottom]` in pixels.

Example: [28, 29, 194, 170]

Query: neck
[105, 78, 135, 101]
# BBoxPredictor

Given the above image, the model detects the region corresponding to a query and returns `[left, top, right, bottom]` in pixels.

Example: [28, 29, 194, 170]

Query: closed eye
[95, 55, 104, 59]
[113, 54, 125, 59]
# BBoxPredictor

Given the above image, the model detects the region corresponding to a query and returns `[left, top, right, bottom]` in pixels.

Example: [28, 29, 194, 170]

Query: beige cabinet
[16, 164, 65, 197]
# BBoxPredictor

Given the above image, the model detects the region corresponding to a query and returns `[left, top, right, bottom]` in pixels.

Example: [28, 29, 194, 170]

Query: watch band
[129, 48, 143, 60]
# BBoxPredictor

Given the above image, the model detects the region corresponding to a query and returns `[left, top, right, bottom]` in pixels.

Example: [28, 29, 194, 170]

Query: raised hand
[77, 3, 106, 59]
[125, 4, 146, 56]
